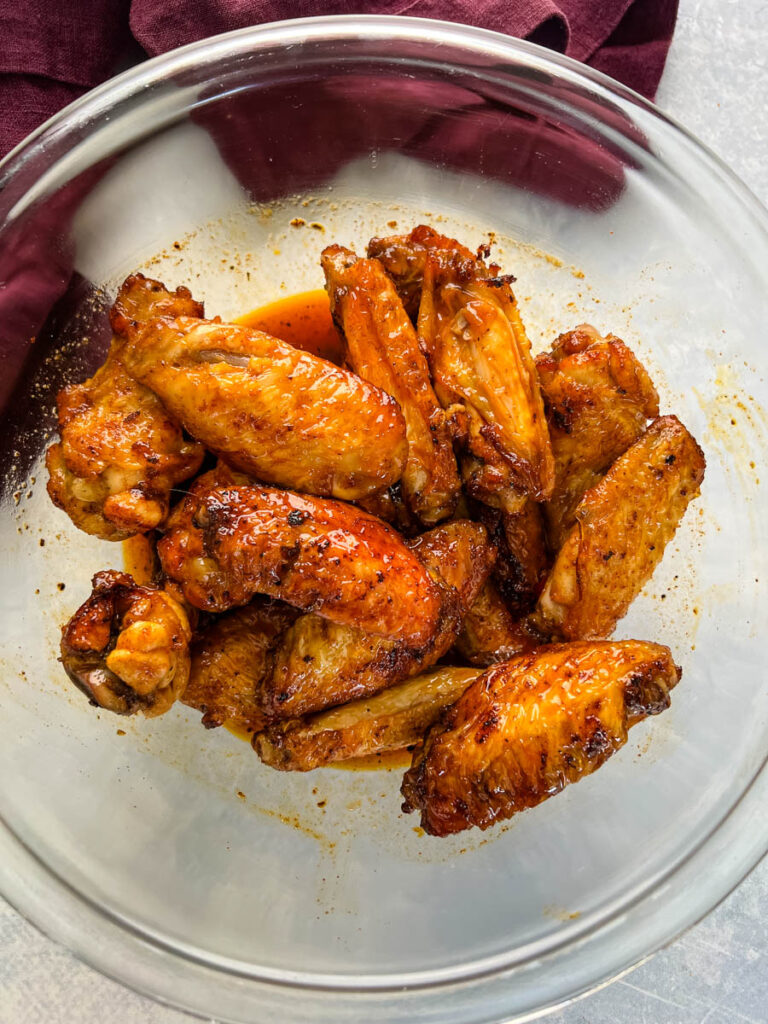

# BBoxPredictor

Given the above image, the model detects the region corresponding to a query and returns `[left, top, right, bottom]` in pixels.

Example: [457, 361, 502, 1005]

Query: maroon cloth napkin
[0, 0, 678, 158]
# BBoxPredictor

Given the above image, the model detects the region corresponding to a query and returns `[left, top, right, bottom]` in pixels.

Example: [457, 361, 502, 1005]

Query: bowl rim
[1, 13, 766, 1024]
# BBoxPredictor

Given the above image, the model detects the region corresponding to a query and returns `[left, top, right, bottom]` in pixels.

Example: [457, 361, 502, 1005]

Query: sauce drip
[237, 289, 345, 365]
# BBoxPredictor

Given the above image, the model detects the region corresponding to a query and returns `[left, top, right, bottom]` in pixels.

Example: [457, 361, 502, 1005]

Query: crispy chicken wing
[367, 232, 429, 320]
[402, 640, 681, 835]
[534, 416, 706, 640]
[46, 275, 205, 540]
[262, 519, 495, 719]
[454, 579, 540, 666]
[61, 570, 192, 717]
[476, 499, 549, 616]
[412, 226, 554, 510]
[322, 244, 461, 525]
[256, 666, 480, 771]
[119, 313, 407, 500]
[536, 325, 660, 549]
[160, 483, 444, 644]
[183, 600, 298, 731]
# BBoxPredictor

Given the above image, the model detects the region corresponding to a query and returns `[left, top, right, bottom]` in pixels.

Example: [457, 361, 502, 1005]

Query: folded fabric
[0, 0, 678, 157]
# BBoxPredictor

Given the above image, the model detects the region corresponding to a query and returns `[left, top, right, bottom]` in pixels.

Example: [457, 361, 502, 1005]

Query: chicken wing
[536, 325, 660, 549]
[322, 244, 461, 525]
[367, 232, 430, 320]
[255, 666, 480, 771]
[160, 483, 444, 644]
[262, 519, 495, 718]
[534, 416, 706, 640]
[454, 579, 539, 666]
[183, 600, 298, 731]
[402, 640, 681, 835]
[119, 312, 407, 501]
[46, 274, 205, 540]
[61, 570, 192, 717]
[476, 499, 549, 616]
[413, 226, 554, 510]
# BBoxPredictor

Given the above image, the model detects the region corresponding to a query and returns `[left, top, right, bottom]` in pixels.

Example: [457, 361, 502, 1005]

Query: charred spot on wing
[287, 509, 310, 527]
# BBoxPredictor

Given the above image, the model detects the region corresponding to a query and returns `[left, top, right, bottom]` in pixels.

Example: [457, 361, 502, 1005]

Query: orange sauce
[335, 748, 414, 772]
[122, 534, 157, 586]
[224, 721, 255, 744]
[236, 289, 344, 365]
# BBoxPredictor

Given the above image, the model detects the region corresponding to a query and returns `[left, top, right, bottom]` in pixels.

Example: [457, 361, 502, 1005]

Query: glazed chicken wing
[61, 570, 192, 717]
[536, 325, 660, 549]
[255, 666, 480, 771]
[183, 600, 298, 731]
[46, 275, 205, 540]
[402, 640, 681, 836]
[413, 226, 554, 510]
[160, 483, 444, 644]
[322, 244, 461, 525]
[534, 416, 706, 640]
[119, 312, 407, 501]
[455, 579, 540, 666]
[262, 519, 495, 719]
[476, 499, 549, 616]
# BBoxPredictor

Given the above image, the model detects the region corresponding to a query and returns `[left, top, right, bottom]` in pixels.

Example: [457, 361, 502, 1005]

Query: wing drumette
[61, 570, 192, 717]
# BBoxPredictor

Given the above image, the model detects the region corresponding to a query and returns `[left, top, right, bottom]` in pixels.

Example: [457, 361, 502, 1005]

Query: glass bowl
[1, 16, 766, 1024]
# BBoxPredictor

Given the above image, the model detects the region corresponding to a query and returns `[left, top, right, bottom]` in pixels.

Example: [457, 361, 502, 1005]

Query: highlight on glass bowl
[1, 16, 766, 1024]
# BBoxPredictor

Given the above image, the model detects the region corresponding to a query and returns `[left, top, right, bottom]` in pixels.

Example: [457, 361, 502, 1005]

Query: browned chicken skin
[322, 244, 461, 525]
[476, 499, 549, 617]
[262, 519, 495, 719]
[256, 666, 480, 771]
[61, 570, 192, 717]
[183, 600, 298, 731]
[160, 482, 444, 644]
[119, 312, 408, 500]
[402, 640, 681, 836]
[46, 275, 205, 540]
[455, 579, 541, 666]
[536, 325, 660, 549]
[534, 415, 706, 640]
[372, 226, 554, 511]
[417, 228, 554, 508]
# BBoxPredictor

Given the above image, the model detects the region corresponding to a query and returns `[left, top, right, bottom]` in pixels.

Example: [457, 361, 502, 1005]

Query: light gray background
[2, 0, 766, 1021]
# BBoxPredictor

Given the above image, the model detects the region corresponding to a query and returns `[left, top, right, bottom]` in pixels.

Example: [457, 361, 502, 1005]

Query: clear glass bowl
[1, 16, 766, 1024]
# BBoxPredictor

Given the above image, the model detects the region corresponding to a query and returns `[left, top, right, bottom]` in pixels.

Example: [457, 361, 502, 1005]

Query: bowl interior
[0, 18, 766, 1022]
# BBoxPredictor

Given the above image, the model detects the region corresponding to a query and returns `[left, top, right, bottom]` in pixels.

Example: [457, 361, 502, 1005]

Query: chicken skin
[476, 499, 549, 617]
[413, 226, 554, 510]
[119, 312, 408, 501]
[455, 579, 540, 666]
[61, 570, 192, 717]
[262, 519, 495, 719]
[159, 482, 444, 644]
[402, 640, 681, 836]
[536, 325, 660, 550]
[534, 416, 706, 640]
[255, 666, 480, 771]
[184, 600, 298, 731]
[46, 275, 205, 540]
[322, 244, 461, 525]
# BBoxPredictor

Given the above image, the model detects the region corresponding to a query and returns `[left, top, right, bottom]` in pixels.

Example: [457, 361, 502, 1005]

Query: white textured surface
[1, 0, 766, 1021]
